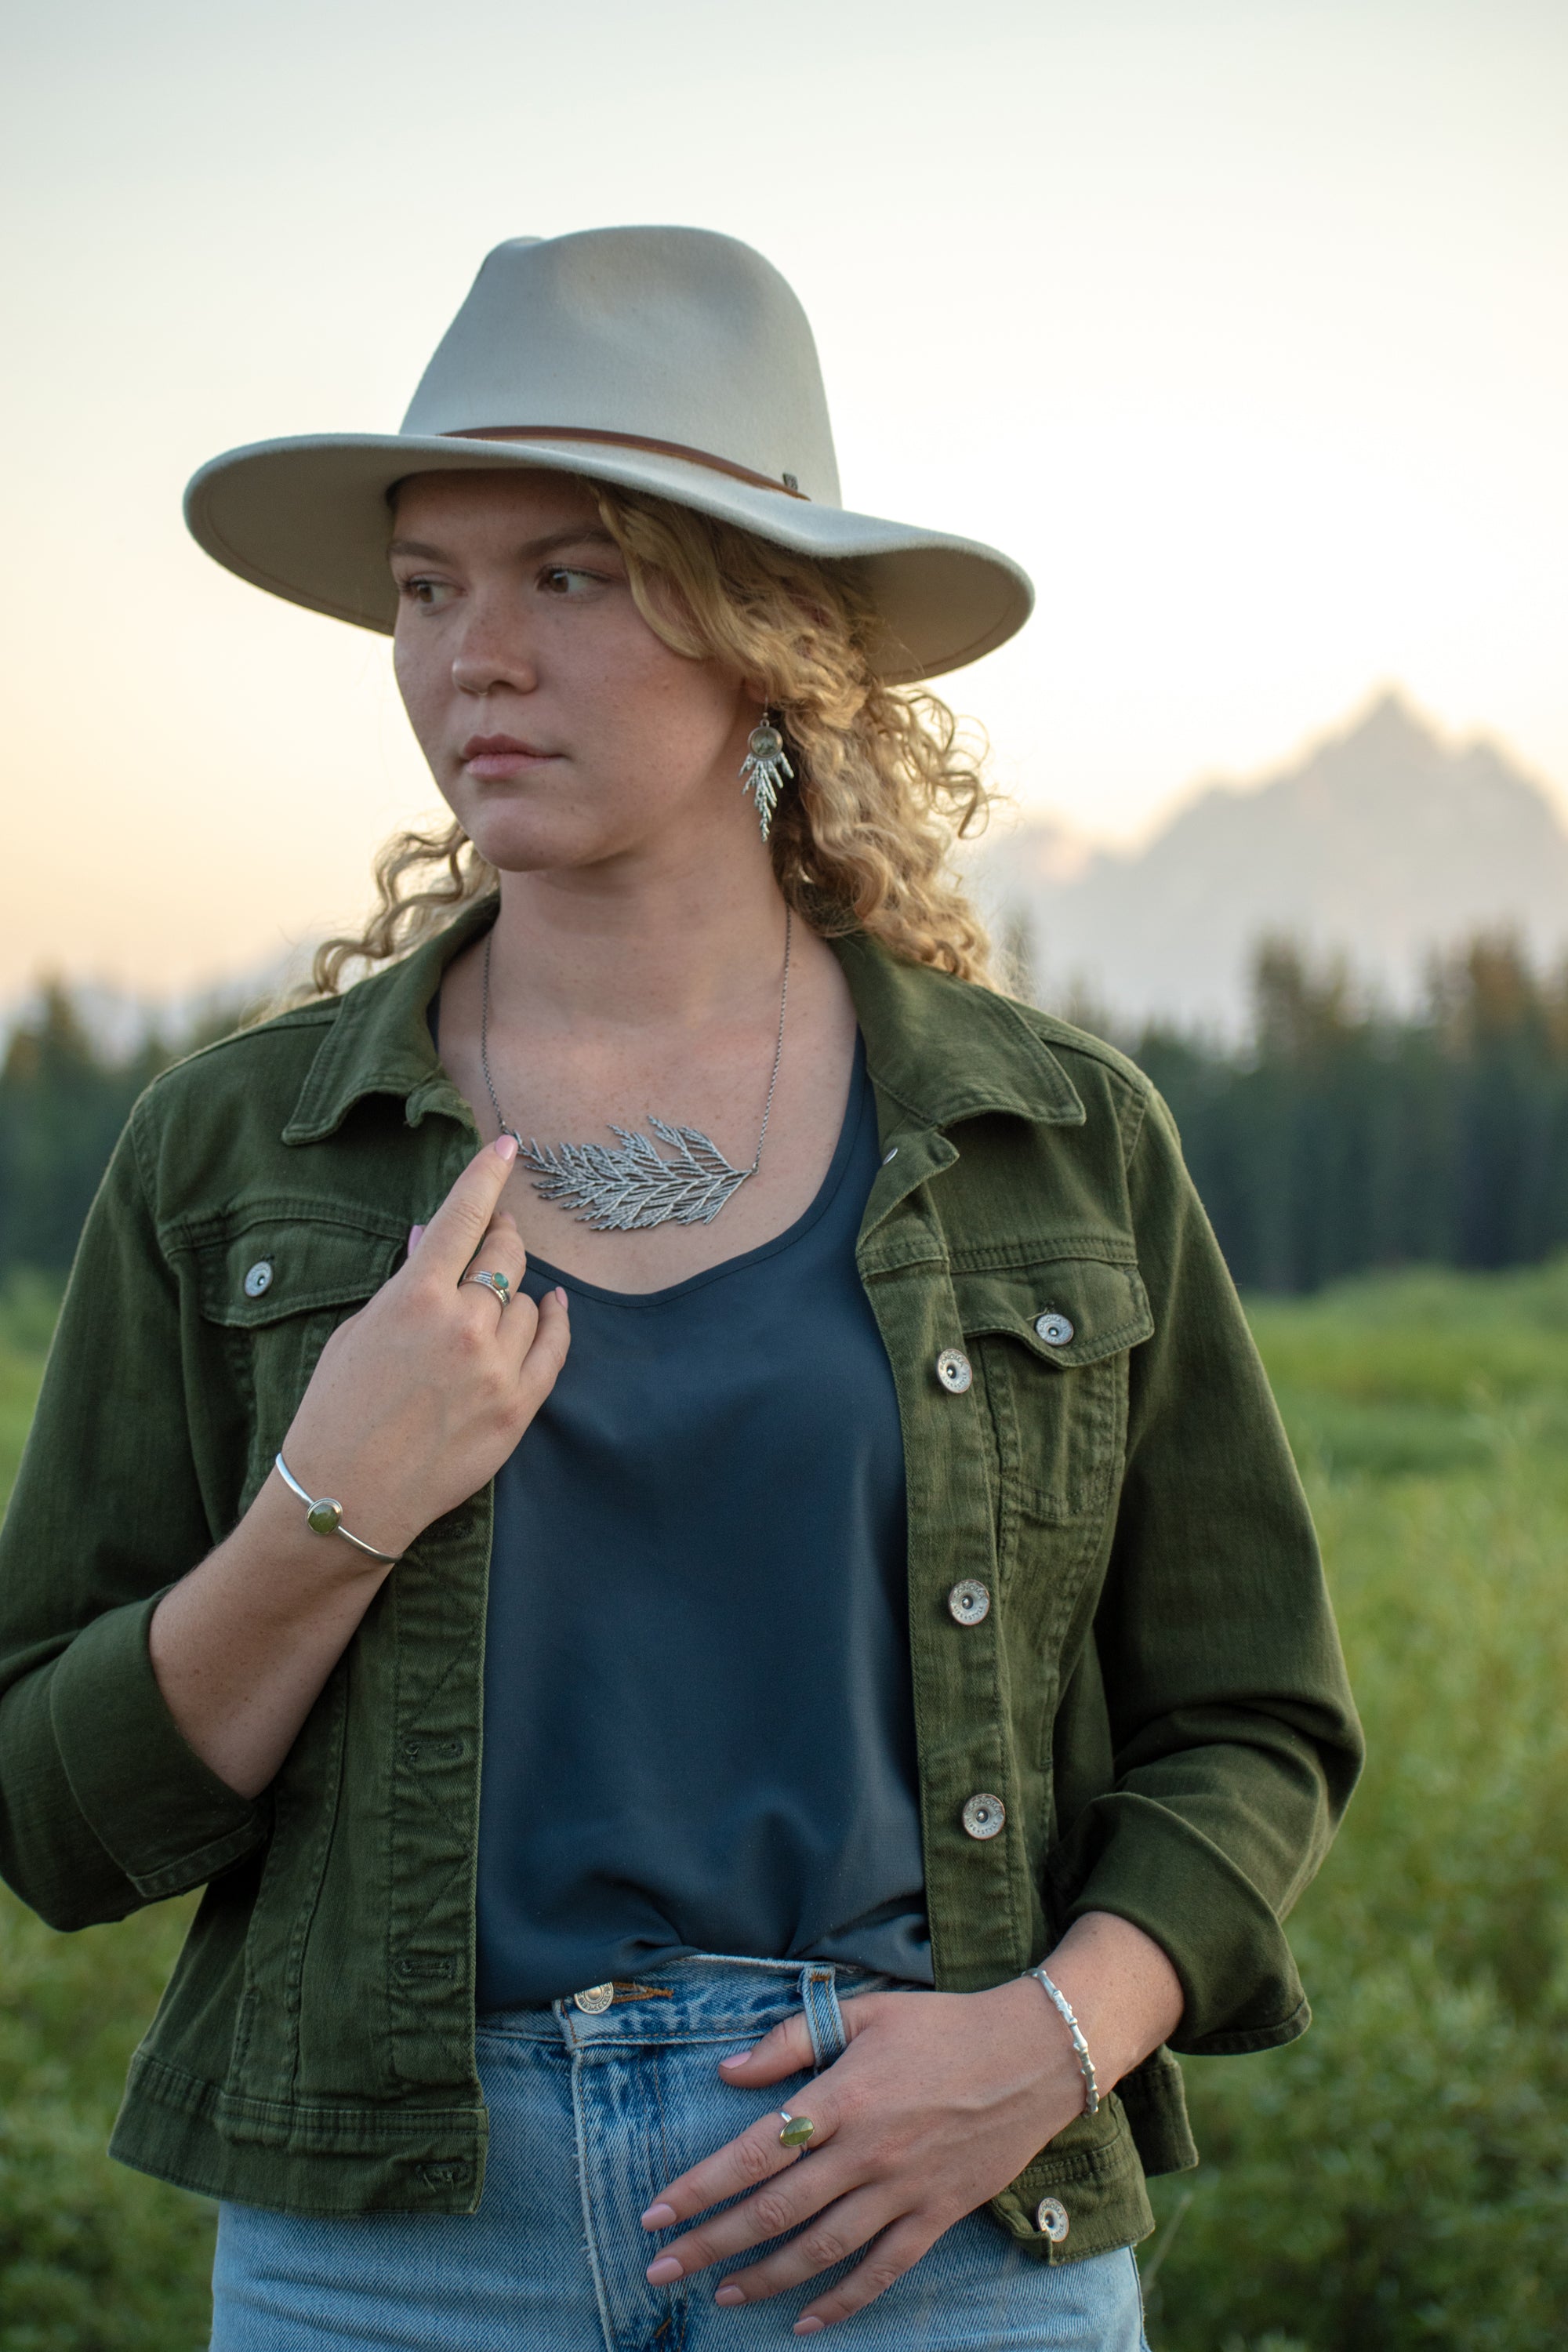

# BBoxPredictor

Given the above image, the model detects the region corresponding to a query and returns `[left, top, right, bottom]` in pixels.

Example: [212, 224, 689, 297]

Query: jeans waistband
[477, 1952, 894, 2058]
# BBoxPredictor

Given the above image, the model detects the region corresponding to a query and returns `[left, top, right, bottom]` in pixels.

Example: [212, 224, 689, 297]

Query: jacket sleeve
[1051, 1083, 1363, 2053]
[0, 1108, 268, 1931]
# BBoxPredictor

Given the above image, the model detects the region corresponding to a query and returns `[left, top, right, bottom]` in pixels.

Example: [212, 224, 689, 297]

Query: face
[390, 470, 760, 879]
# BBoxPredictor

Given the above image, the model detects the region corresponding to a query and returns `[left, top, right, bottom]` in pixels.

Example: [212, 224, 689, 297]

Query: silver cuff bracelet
[1027, 1964, 1101, 2118]
[274, 1454, 401, 1567]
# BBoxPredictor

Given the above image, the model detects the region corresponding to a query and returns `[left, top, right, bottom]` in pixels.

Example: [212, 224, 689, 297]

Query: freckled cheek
[391, 629, 448, 753]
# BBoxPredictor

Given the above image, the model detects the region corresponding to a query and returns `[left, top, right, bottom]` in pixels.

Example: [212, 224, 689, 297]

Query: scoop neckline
[523, 1034, 869, 1310]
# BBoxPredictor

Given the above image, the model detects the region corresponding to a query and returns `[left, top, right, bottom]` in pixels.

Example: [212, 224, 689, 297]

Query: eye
[397, 574, 456, 609]
[539, 564, 604, 597]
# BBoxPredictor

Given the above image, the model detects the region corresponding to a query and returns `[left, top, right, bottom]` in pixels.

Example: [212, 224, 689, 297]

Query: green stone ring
[459, 1268, 512, 1308]
[778, 2111, 815, 2149]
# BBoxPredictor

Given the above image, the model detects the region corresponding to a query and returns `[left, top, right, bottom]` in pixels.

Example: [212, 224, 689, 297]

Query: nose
[448, 590, 539, 699]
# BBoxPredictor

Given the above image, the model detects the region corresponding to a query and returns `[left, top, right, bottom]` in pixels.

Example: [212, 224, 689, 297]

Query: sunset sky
[3, 0, 1566, 1002]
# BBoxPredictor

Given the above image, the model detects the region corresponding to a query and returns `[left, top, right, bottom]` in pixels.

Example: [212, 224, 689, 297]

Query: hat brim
[183, 434, 1033, 685]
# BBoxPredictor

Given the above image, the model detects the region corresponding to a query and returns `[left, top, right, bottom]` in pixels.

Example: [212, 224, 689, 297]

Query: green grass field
[2, 1264, 1565, 2350]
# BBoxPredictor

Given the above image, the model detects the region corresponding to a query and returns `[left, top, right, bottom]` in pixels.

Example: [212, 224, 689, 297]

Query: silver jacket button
[961, 1792, 1005, 1839]
[243, 1260, 274, 1298]
[948, 1579, 991, 1626]
[881, 1145, 898, 1165]
[1035, 1312, 1074, 1346]
[573, 1983, 615, 2014]
[935, 1348, 973, 1394]
[1036, 2195, 1070, 2242]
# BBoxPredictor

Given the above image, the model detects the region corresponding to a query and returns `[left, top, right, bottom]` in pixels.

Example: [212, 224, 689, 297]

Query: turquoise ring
[460, 1269, 512, 1308]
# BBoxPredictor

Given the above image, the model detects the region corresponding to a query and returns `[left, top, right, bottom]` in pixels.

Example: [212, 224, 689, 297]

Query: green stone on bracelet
[307, 1498, 343, 1537]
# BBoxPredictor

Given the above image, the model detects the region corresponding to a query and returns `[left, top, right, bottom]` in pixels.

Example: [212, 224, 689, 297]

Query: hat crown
[401, 226, 843, 508]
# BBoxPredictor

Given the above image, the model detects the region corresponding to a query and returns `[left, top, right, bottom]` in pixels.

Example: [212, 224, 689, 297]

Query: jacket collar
[829, 931, 1084, 1132]
[282, 902, 1085, 1148]
[281, 897, 499, 1145]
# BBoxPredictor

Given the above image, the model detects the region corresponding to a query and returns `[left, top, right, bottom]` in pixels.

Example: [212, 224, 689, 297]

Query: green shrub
[1, 1281, 214, 2347]
[0, 1894, 211, 2350]
[1144, 1264, 1568, 2350]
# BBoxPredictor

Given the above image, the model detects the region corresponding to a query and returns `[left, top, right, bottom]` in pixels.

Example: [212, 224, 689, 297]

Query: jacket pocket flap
[182, 1209, 405, 1327]
[953, 1256, 1154, 1368]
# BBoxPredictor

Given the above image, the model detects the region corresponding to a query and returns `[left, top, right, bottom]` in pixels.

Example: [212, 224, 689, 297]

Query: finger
[642, 2096, 840, 2239]
[639, 2154, 851, 2277]
[412, 1135, 520, 1281]
[717, 2011, 817, 2088]
[458, 1211, 528, 1307]
[514, 1285, 571, 1403]
[712, 2189, 919, 2310]
[793, 2216, 944, 2332]
[646, 2151, 855, 2285]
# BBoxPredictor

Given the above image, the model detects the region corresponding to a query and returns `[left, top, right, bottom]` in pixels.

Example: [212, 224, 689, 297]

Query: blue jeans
[212, 1955, 1148, 2350]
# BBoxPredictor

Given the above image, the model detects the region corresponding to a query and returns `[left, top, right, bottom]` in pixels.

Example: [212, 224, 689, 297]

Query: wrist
[245, 1465, 401, 1588]
[1036, 1911, 1185, 2091]
[273, 1451, 404, 1566]
[975, 1974, 1086, 2113]
[273, 1426, 426, 1563]
[1026, 1963, 1100, 2116]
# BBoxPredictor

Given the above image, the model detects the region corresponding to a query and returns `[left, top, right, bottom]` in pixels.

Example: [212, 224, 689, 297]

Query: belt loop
[798, 1964, 847, 2071]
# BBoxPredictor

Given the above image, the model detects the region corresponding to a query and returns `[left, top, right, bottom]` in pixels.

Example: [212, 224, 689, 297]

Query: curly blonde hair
[310, 478, 1000, 996]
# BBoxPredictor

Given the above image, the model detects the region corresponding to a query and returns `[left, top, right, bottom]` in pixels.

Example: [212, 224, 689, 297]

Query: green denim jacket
[0, 903, 1361, 2262]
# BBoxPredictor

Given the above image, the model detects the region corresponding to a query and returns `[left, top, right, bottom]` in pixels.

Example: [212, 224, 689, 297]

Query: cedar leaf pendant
[519, 1119, 753, 1231]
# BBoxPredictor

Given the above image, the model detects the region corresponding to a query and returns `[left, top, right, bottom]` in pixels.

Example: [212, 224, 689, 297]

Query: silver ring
[777, 2110, 815, 2149]
[459, 1269, 512, 1308]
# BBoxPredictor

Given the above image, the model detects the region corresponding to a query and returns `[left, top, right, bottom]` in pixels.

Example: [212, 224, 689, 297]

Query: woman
[0, 227, 1360, 2349]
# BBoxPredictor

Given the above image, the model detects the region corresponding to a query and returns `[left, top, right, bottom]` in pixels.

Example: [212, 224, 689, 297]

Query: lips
[459, 732, 561, 780]
[461, 733, 554, 760]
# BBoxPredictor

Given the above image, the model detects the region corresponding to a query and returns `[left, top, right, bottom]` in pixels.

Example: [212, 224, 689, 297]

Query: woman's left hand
[640, 1914, 1183, 2333]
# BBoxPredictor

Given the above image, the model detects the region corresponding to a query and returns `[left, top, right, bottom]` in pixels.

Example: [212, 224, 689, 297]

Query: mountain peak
[973, 693, 1568, 1032]
[1338, 688, 1434, 759]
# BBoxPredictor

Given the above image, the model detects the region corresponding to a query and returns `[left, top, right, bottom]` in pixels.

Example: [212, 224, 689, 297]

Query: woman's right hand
[278, 1134, 571, 1561]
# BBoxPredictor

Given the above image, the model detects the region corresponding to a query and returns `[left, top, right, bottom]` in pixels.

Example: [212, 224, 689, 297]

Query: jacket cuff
[1053, 1791, 1312, 2055]
[49, 1592, 268, 1898]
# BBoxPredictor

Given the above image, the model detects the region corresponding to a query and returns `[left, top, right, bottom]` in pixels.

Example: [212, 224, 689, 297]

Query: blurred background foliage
[2, 967, 1566, 2346]
[10, 933, 1568, 1293]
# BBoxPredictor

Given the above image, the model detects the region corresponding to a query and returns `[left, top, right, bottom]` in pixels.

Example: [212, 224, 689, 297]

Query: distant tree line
[1130, 937, 1568, 1291]
[0, 989, 191, 1275]
[5, 940, 1568, 1293]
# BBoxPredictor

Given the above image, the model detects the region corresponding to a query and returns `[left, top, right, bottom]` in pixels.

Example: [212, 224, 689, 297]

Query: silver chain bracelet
[1026, 1964, 1101, 2118]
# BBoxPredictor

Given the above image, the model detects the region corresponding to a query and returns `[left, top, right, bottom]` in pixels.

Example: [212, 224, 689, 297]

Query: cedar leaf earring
[740, 710, 793, 842]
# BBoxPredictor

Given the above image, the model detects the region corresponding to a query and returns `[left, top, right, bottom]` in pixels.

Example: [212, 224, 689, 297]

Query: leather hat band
[443, 425, 810, 500]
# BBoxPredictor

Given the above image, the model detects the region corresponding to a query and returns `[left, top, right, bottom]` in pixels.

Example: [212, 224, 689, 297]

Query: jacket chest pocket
[953, 1255, 1154, 1538]
[186, 1207, 406, 1501]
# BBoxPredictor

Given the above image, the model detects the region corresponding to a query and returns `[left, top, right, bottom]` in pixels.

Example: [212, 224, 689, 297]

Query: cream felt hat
[184, 226, 1032, 684]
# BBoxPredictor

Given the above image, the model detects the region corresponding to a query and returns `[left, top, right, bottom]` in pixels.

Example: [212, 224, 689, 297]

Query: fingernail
[794, 2321, 826, 2336]
[718, 2048, 753, 2066]
[646, 2256, 683, 2284]
[554, 1285, 569, 1307]
[641, 2202, 677, 2228]
[714, 2284, 746, 2306]
[407, 1224, 425, 1253]
[494, 1134, 518, 1162]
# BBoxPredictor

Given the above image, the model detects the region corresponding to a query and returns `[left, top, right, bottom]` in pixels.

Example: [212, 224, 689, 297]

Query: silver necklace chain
[478, 909, 793, 1232]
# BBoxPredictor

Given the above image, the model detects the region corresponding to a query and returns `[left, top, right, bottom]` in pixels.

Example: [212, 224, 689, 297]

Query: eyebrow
[387, 525, 620, 563]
